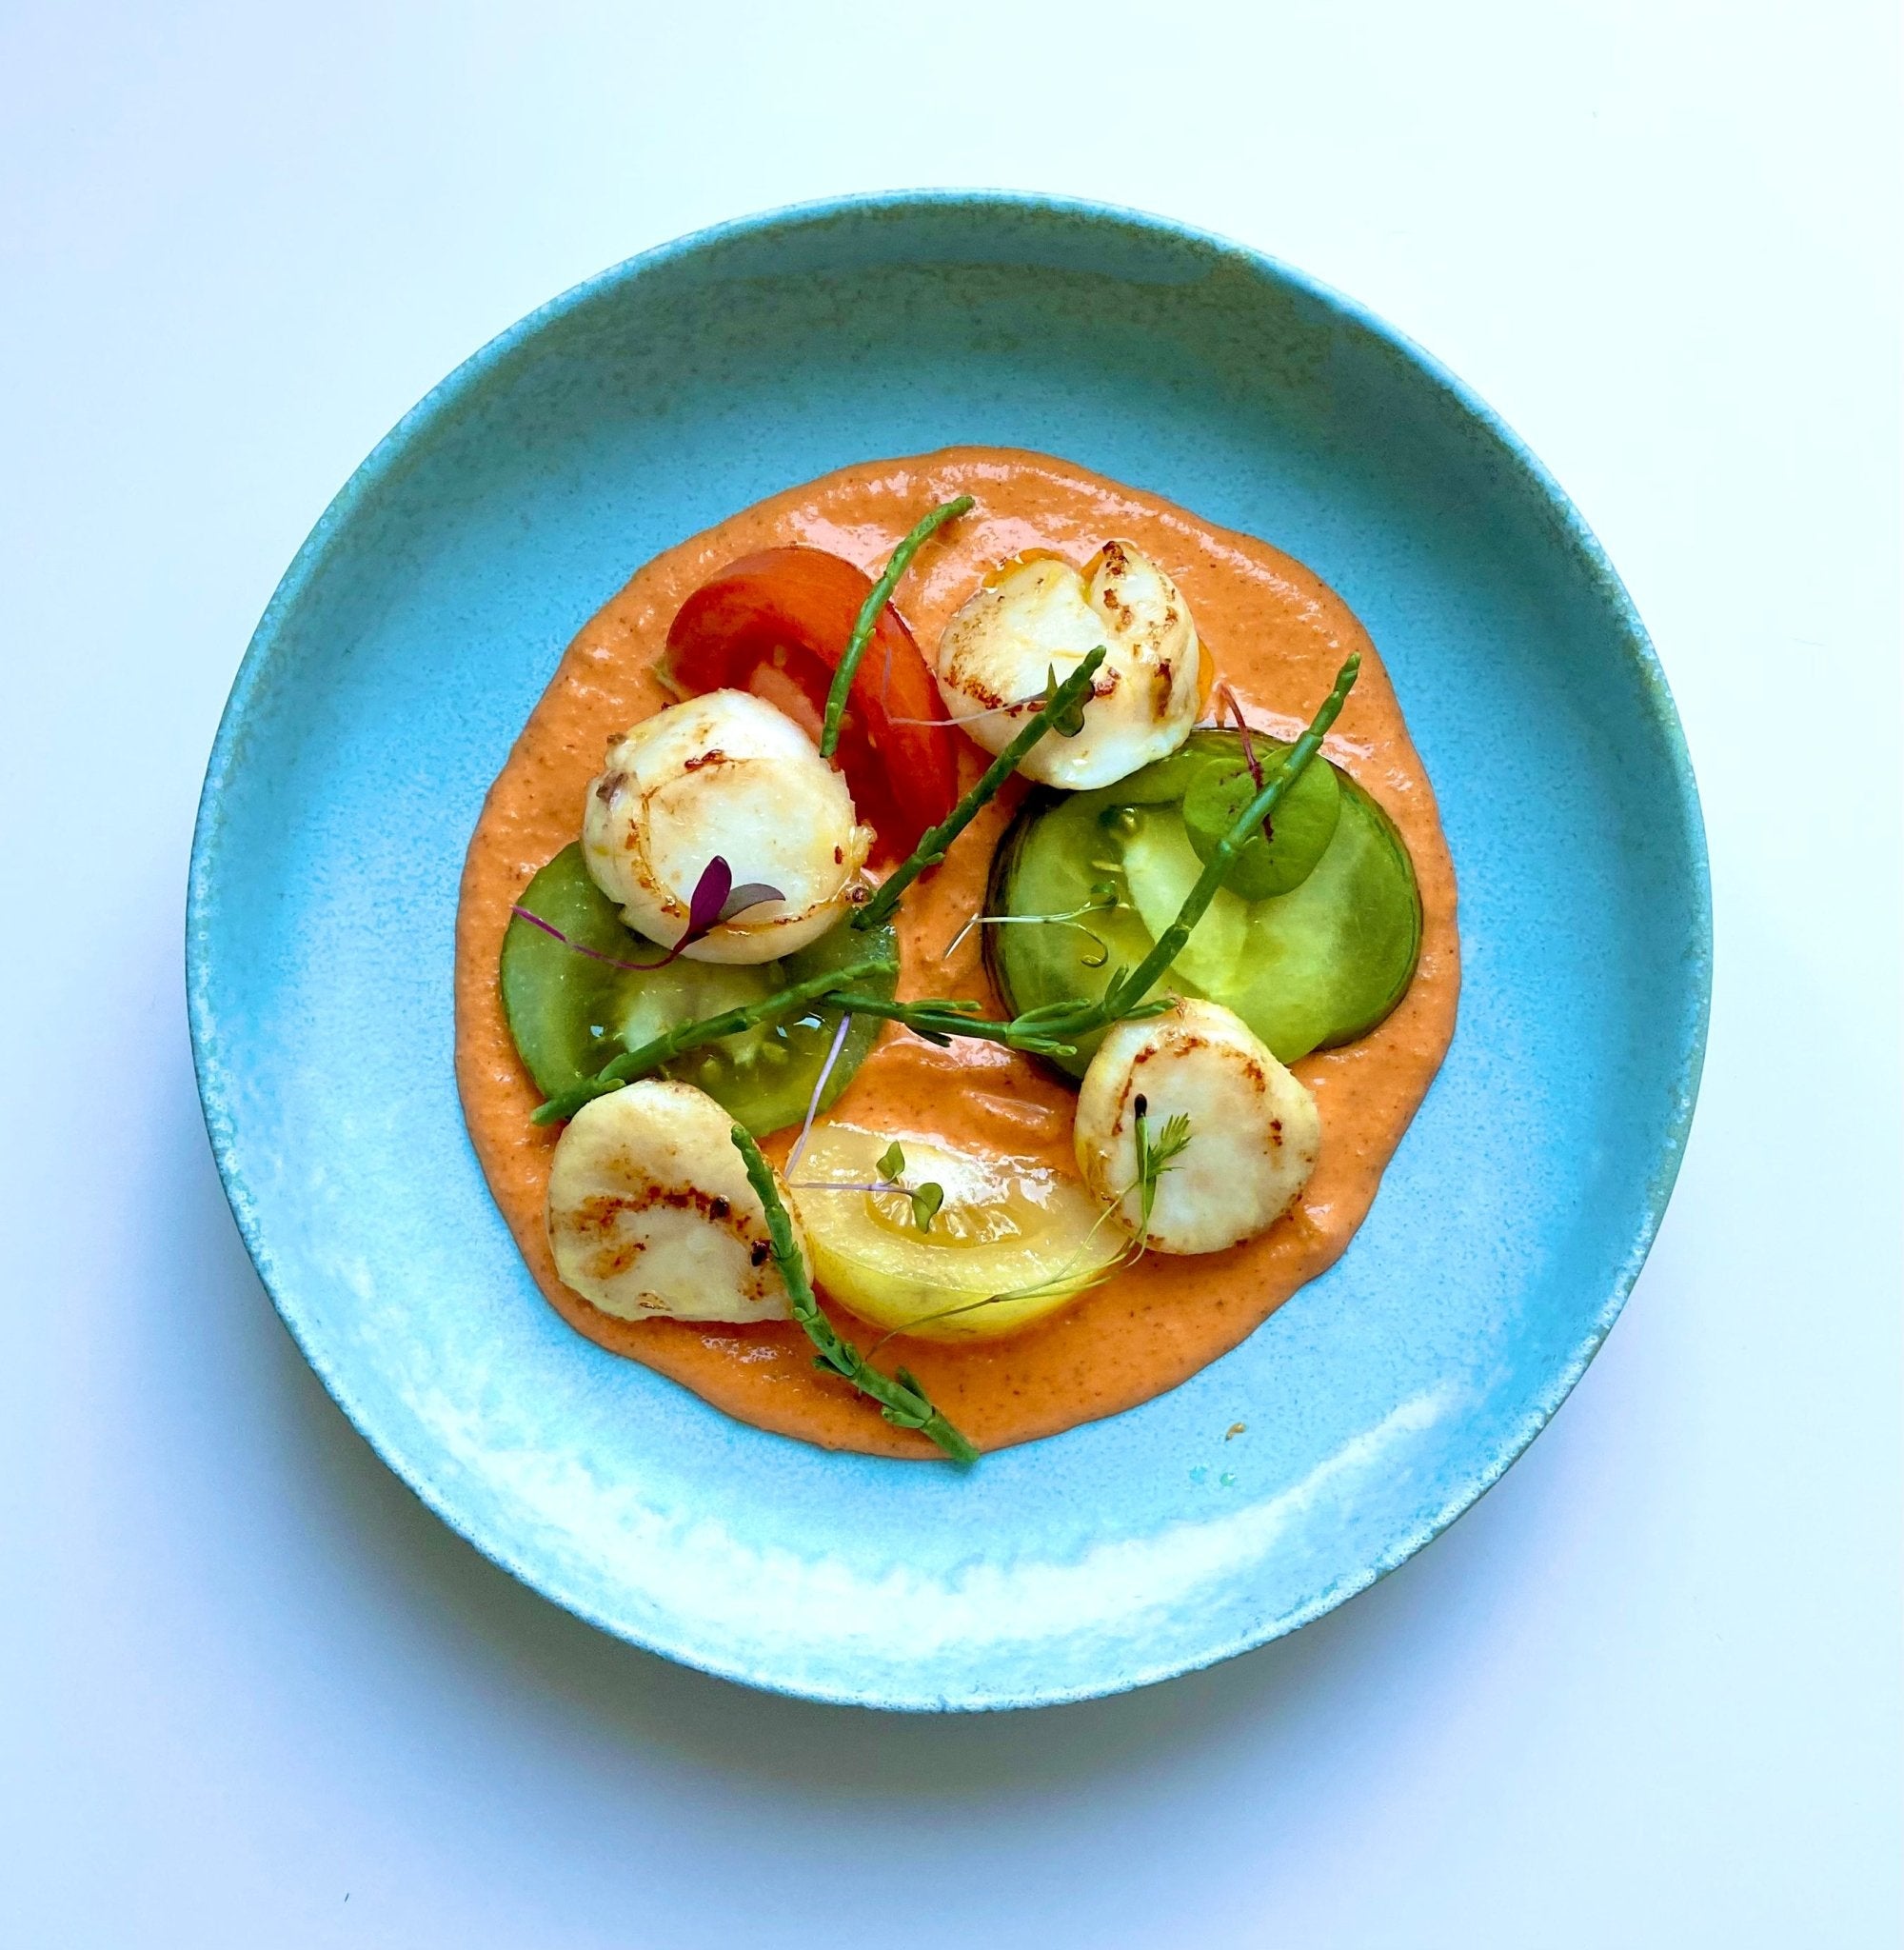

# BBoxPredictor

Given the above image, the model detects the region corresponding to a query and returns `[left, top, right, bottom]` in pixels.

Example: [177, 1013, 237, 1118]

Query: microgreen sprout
[941, 880, 1120, 969]
[884, 698, 1031, 728]
[1130, 1092, 1193, 1244]
[819, 991, 1081, 1061]
[506, 908, 664, 974]
[1216, 682, 1274, 846]
[791, 1138, 944, 1234]
[783, 1010, 856, 1180]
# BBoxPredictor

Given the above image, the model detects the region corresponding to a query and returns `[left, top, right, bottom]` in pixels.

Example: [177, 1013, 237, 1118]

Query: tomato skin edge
[662, 547, 961, 863]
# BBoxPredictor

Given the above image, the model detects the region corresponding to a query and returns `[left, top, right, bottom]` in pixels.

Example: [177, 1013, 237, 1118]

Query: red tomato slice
[662, 547, 961, 864]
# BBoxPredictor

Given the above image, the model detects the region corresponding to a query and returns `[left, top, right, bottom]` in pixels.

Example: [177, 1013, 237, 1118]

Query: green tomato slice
[500, 844, 895, 1134]
[983, 731, 1421, 1074]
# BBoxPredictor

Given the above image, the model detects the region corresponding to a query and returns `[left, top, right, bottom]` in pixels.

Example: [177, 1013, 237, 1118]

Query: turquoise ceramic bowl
[188, 193, 1709, 1710]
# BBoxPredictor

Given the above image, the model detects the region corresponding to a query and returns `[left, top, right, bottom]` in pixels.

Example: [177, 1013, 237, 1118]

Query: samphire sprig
[854, 645, 1108, 932]
[995, 652, 1362, 1045]
[531, 948, 897, 1125]
[731, 1126, 978, 1462]
[818, 494, 974, 761]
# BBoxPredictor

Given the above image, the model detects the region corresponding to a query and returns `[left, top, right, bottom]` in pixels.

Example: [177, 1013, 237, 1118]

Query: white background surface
[3, 3, 1898, 1943]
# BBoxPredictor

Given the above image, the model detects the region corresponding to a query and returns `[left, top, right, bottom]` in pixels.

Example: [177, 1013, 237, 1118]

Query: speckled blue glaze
[188, 193, 1709, 1711]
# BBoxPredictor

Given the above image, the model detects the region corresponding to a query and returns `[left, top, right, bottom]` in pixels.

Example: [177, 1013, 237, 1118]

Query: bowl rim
[187, 189, 1713, 1710]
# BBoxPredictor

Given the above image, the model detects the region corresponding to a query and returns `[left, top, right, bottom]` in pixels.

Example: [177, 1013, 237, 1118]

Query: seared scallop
[934, 542, 1201, 789]
[1074, 999, 1319, 1254]
[546, 1079, 799, 1323]
[582, 689, 873, 964]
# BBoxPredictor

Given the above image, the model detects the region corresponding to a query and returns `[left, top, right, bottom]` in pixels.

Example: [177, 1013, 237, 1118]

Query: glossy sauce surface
[455, 448, 1459, 1455]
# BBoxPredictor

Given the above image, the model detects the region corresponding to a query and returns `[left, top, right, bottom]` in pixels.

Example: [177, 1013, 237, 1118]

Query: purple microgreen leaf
[1218, 685, 1265, 793]
[876, 1141, 906, 1182]
[717, 881, 784, 924]
[909, 1182, 945, 1233]
[650, 862, 775, 966]
[670, 857, 783, 952]
[656, 858, 786, 967]
[683, 854, 734, 939]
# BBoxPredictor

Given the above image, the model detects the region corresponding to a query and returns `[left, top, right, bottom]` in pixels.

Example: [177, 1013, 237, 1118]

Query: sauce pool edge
[453, 447, 1461, 1457]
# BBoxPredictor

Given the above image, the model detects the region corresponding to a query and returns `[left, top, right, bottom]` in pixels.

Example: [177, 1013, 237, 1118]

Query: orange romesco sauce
[455, 448, 1459, 1456]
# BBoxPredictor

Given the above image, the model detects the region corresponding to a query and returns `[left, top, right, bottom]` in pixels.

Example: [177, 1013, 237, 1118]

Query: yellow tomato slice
[789, 1124, 1122, 1341]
